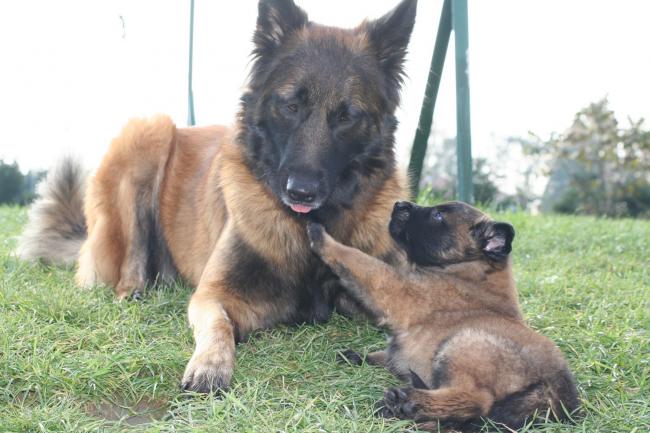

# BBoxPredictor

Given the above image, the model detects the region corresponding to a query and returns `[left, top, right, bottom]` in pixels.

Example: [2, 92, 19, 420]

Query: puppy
[307, 201, 579, 432]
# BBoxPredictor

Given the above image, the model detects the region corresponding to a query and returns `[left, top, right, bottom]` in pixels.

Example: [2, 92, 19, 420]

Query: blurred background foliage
[418, 97, 650, 218]
[0, 160, 45, 206]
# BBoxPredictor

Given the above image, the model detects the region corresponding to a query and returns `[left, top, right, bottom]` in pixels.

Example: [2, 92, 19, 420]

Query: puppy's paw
[374, 398, 397, 419]
[336, 349, 364, 366]
[382, 387, 419, 419]
[306, 222, 325, 251]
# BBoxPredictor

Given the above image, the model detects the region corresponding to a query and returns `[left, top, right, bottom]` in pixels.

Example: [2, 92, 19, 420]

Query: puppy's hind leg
[380, 386, 493, 423]
[337, 349, 389, 367]
[366, 350, 390, 366]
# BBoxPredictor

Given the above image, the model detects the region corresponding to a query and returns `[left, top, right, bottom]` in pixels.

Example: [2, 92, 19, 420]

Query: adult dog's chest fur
[210, 139, 401, 323]
[223, 231, 344, 326]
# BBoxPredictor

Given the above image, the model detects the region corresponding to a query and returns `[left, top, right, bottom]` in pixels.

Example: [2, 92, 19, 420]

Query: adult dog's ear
[253, 0, 308, 60]
[365, 0, 418, 103]
[482, 222, 515, 261]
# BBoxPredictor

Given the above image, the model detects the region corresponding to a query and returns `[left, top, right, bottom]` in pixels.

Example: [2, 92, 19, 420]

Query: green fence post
[187, 0, 196, 126]
[408, 0, 452, 199]
[452, 0, 473, 203]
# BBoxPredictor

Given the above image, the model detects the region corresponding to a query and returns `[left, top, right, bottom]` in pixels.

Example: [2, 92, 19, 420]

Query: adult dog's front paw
[306, 222, 325, 252]
[181, 347, 234, 394]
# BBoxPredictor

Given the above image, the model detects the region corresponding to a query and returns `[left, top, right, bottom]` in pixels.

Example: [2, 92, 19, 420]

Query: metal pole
[452, 0, 473, 203]
[408, 0, 452, 199]
[187, 0, 196, 126]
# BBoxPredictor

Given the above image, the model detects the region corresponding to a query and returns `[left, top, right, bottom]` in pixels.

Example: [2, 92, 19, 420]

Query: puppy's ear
[254, 0, 308, 60]
[365, 0, 417, 104]
[482, 222, 515, 261]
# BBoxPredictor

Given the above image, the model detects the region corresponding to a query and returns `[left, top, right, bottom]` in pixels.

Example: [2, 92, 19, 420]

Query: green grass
[1, 205, 648, 432]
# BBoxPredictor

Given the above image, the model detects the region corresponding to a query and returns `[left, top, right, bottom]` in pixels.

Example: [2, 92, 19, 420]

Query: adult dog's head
[239, 0, 417, 216]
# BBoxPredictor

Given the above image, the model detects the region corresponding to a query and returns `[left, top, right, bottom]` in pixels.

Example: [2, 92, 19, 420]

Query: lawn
[1, 206, 648, 432]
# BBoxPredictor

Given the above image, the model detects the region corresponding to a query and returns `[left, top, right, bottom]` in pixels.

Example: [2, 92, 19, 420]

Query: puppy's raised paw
[306, 222, 325, 251]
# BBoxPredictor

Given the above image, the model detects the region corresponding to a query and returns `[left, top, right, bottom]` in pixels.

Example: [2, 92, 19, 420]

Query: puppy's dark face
[240, 0, 417, 217]
[389, 201, 515, 266]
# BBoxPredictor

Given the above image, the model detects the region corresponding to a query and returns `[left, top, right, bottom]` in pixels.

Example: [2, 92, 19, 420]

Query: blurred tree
[0, 160, 24, 204]
[0, 161, 46, 205]
[522, 98, 650, 218]
[418, 137, 504, 205]
[21, 169, 47, 204]
[472, 157, 500, 205]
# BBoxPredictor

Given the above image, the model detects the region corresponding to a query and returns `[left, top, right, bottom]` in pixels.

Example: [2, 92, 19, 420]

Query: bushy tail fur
[17, 156, 87, 265]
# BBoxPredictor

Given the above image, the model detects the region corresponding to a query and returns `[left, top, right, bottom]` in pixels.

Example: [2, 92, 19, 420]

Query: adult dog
[19, 0, 417, 393]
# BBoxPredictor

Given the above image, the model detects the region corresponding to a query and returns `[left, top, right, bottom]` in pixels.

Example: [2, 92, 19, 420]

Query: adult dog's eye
[333, 106, 362, 125]
[286, 103, 299, 113]
[432, 211, 443, 221]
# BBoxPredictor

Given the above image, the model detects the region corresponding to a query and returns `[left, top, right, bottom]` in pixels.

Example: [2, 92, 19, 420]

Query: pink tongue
[290, 204, 313, 214]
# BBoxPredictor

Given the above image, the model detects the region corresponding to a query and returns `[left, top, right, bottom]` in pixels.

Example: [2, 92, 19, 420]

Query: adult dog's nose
[393, 201, 413, 211]
[286, 176, 319, 203]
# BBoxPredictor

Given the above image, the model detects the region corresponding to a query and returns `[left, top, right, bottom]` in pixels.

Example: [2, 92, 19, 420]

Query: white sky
[1, 0, 649, 181]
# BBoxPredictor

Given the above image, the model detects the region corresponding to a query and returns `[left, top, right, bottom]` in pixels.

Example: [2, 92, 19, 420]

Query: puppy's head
[389, 201, 515, 267]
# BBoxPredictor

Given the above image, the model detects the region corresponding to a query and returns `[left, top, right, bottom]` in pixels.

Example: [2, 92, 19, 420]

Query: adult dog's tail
[17, 156, 88, 266]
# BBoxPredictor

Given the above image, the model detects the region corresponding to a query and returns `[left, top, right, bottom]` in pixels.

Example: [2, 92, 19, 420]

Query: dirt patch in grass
[84, 397, 168, 426]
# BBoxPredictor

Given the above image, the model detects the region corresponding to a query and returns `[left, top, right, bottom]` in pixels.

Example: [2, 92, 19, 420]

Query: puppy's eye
[286, 103, 299, 113]
[432, 211, 443, 222]
[338, 110, 350, 122]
